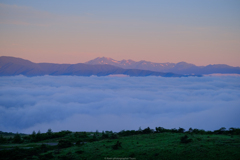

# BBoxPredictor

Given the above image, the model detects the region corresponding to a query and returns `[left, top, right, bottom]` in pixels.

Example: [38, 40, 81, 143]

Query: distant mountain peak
[84, 57, 240, 75]
[0, 56, 188, 77]
[1, 56, 239, 75]
[86, 57, 120, 65]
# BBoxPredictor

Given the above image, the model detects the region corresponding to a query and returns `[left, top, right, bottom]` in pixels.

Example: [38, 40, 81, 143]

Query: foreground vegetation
[0, 127, 240, 160]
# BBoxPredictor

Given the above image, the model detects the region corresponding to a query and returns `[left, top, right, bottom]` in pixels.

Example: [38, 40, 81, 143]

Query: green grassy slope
[51, 133, 240, 160]
[1, 132, 240, 160]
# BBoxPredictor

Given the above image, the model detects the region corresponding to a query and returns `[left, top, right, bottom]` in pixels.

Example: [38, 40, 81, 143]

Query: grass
[1, 132, 240, 159]
[71, 133, 240, 160]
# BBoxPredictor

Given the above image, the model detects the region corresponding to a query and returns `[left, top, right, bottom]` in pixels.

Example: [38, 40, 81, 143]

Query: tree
[36, 130, 42, 141]
[193, 129, 200, 134]
[143, 127, 152, 134]
[30, 130, 36, 142]
[171, 128, 178, 133]
[32, 131, 36, 137]
[178, 127, 185, 133]
[138, 127, 142, 133]
[47, 129, 53, 136]
[0, 135, 7, 144]
[92, 134, 97, 141]
[219, 127, 226, 132]
[214, 127, 226, 134]
[13, 132, 22, 143]
[155, 127, 166, 133]
[188, 127, 193, 133]
[95, 130, 99, 136]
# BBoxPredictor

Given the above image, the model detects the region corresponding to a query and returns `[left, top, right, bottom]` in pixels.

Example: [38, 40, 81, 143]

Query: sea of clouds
[0, 75, 240, 133]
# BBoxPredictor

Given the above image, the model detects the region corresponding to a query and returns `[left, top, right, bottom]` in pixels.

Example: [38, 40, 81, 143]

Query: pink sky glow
[0, 1, 240, 67]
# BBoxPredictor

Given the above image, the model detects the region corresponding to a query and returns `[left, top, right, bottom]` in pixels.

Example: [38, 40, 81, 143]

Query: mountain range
[0, 56, 239, 77]
[86, 57, 240, 75]
[0, 56, 186, 77]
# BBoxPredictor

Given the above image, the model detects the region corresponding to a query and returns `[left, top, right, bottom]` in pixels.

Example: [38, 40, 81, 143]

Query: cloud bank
[0, 75, 239, 133]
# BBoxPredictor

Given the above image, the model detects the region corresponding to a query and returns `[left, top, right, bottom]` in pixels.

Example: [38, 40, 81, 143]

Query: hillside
[1, 127, 240, 160]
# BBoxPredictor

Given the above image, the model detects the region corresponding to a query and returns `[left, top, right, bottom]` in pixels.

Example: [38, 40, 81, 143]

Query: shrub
[39, 152, 54, 160]
[58, 155, 72, 160]
[58, 140, 73, 148]
[102, 131, 109, 139]
[74, 132, 88, 138]
[112, 141, 122, 150]
[40, 144, 48, 152]
[110, 133, 118, 139]
[196, 137, 202, 141]
[76, 150, 84, 154]
[180, 135, 192, 144]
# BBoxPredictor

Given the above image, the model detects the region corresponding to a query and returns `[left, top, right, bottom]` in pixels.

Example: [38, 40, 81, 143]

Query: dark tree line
[1, 127, 240, 144]
[26, 129, 72, 142]
[0, 129, 72, 144]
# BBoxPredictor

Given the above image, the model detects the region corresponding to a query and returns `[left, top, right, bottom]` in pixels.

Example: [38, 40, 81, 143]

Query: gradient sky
[0, 0, 240, 66]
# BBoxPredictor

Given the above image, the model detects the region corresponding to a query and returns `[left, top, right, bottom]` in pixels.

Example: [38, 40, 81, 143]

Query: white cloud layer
[0, 75, 240, 133]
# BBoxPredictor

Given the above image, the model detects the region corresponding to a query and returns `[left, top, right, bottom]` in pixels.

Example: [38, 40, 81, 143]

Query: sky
[0, 75, 240, 133]
[0, 0, 240, 66]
